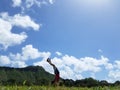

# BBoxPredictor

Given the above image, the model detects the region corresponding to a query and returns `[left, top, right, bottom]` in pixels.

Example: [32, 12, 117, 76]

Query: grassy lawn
[0, 86, 119, 90]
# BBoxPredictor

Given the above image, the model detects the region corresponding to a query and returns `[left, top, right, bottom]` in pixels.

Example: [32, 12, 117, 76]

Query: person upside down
[47, 58, 60, 85]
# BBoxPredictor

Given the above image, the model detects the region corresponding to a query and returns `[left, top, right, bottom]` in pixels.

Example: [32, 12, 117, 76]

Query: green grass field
[0, 86, 119, 90]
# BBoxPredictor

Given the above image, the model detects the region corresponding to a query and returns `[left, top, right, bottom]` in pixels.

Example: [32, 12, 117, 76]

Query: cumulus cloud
[105, 63, 114, 70]
[0, 55, 11, 65]
[12, 0, 55, 9]
[0, 44, 51, 67]
[0, 12, 40, 49]
[21, 45, 41, 60]
[41, 54, 118, 82]
[12, 14, 40, 30]
[114, 60, 120, 69]
[10, 44, 51, 61]
[106, 60, 120, 82]
[56, 51, 62, 56]
[11, 61, 27, 68]
[49, 0, 55, 4]
[33, 54, 111, 80]
[19, 45, 50, 61]
[61, 55, 109, 73]
[0, 18, 27, 49]
[1, 12, 40, 31]
[0, 0, 53, 66]
[12, 0, 22, 7]
[108, 70, 120, 82]
[25, 0, 47, 8]
[0, 48, 120, 82]
[9, 44, 51, 67]
[33, 54, 118, 82]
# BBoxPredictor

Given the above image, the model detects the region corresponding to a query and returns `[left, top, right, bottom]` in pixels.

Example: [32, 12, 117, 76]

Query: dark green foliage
[0, 66, 119, 87]
[63, 79, 74, 87]
[0, 66, 54, 85]
[63, 77, 120, 87]
[114, 81, 120, 86]
[74, 77, 99, 87]
[99, 80, 109, 87]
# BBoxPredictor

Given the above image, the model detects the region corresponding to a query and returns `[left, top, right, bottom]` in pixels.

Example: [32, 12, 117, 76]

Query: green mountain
[0, 66, 119, 87]
[0, 66, 54, 85]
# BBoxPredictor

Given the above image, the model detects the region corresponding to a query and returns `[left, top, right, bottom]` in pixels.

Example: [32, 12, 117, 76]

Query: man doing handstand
[47, 58, 60, 85]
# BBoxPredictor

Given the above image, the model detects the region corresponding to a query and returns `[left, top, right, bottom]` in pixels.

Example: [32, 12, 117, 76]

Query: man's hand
[47, 58, 51, 63]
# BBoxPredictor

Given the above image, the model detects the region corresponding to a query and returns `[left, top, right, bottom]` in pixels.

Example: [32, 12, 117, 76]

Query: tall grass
[0, 86, 119, 90]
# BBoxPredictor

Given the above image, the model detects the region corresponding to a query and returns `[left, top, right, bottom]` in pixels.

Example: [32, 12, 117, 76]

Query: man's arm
[47, 58, 59, 75]
[47, 58, 56, 68]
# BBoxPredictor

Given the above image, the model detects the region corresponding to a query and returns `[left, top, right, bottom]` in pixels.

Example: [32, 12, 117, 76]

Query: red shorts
[54, 74, 60, 82]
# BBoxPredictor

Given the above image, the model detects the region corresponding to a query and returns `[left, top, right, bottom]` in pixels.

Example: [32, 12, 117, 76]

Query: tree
[0, 66, 54, 85]
[99, 80, 109, 86]
[0, 70, 7, 85]
[63, 79, 74, 87]
[114, 81, 120, 86]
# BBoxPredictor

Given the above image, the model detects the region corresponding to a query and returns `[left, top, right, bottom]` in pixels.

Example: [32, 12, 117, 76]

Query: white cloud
[11, 61, 27, 68]
[105, 63, 114, 70]
[34, 55, 116, 82]
[61, 55, 109, 73]
[0, 48, 120, 82]
[21, 45, 42, 60]
[25, 0, 46, 8]
[0, 55, 11, 65]
[20, 45, 51, 60]
[12, 0, 54, 9]
[1, 13, 40, 31]
[49, 0, 55, 4]
[106, 60, 120, 82]
[0, 44, 50, 67]
[0, 12, 40, 49]
[63, 66, 74, 79]
[25, 0, 55, 9]
[12, 14, 40, 30]
[9, 44, 51, 61]
[56, 51, 62, 56]
[114, 60, 120, 69]
[33, 54, 111, 80]
[0, 18, 27, 49]
[25, 0, 36, 8]
[108, 70, 120, 82]
[12, 0, 22, 7]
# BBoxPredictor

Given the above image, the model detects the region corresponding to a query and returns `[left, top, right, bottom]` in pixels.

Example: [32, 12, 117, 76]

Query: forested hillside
[0, 66, 119, 87]
[0, 66, 54, 85]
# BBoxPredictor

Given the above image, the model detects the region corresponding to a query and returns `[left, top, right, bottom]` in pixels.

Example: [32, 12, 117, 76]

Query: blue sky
[0, 0, 120, 82]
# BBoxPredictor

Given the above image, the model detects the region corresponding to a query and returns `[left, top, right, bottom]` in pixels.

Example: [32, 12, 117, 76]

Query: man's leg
[47, 58, 59, 85]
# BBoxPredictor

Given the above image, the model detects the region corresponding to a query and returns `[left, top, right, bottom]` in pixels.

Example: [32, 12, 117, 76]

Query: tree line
[62, 78, 120, 87]
[0, 66, 119, 87]
[0, 66, 54, 85]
